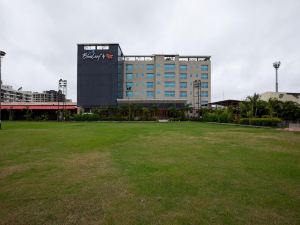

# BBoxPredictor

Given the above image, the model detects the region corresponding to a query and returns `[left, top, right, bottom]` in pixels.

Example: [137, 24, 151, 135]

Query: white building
[260, 92, 300, 105]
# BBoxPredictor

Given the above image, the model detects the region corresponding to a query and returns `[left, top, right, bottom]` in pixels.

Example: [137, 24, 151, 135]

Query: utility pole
[0, 50, 6, 130]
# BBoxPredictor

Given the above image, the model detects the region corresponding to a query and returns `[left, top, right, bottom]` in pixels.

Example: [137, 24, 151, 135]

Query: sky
[0, 0, 300, 102]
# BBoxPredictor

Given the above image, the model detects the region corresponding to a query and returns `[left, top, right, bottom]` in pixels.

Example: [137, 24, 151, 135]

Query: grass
[0, 121, 299, 225]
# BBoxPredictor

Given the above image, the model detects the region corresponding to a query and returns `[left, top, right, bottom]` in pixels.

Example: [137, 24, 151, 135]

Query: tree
[246, 93, 260, 117]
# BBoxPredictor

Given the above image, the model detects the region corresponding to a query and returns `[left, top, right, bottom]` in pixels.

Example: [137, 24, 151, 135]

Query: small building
[209, 99, 242, 108]
[260, 92, 300, 105]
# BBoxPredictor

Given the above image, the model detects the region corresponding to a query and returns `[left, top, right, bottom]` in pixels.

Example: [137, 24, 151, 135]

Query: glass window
[156, 73, 160, 77]
[180, 65, 187, 71]
[126, 73, 133, 80]
[126, 64, 133, 72]
[201, 101, 208, 105]
[164, 73, 175, 79]
[147, 64, 154, 71]
[201, 82, 208, 88]
[126, 82, 133, 88]
[156, 81, 160, 85]
[126, 91, 133, 97]
[164, 64, 175, 71]
[201, 91, 209, 97]
[180, 82, 187, 88]
[164, 81, 176, 88]
[180, 91, 187, 97]
[201, 73, 208, 79]
[164, 91, 175, 97]
[201, 65, 209, 71]
[156, 64, 161, 68]
[147, 91, 154, 97]
[157, 90, 161, 94]
[147, 82, 154, 88]
[146, 73, 154, 79]
[180, 73, 187, 79]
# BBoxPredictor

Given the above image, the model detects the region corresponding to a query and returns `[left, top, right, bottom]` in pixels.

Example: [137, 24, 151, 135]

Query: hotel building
[77, 43, 211, 110]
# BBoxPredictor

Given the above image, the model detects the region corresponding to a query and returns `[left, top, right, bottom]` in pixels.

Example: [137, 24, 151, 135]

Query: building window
[147, 73, 155, 79]
[164, 81, 176, 88]
[180, 91, 187, 97]
[164, 73, 175, 79]
[180, 65, 187, 71]
[156, 81, 161, 85]
[201, 73, 208, 79]
[126, 73, 133, 80]
[164, 64, 175, 71]
[201, 82, 208, 88]
[180, 73, 187, 79]
[84, 45, 96, 50]
[157, 90, 161, 94]
[126, 82, 133, 88]
[180, 82, 187, 88]
[201, 65, 209, 71]
[147, 91, 154, 98]
[201, 91, 208, 97]
[96, 45, 109, 50]
[126, 64, 133, 72]
[126, 91, 133, 97]
[147, 82, 154, 88]
[147, 64, 154, 71]
[201, 100, 208, 106]
[164, 91, 175, 97]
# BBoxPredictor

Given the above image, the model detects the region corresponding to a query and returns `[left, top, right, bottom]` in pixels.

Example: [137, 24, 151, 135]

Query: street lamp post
[193, 80, 202, 118]
[126, 87, 132, 121]
[273, 61, 281, 92]
[0, 50, 6, 130]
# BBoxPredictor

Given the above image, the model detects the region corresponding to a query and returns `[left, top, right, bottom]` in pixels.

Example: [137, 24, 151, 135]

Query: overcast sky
[0, 0, 300, 102]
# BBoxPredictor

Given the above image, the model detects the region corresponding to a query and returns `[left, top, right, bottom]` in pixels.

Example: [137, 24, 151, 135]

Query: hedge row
[239, 118, 282, 126]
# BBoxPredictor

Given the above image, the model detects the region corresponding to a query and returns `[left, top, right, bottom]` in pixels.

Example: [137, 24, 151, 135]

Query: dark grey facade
[77, 44, 123, 108]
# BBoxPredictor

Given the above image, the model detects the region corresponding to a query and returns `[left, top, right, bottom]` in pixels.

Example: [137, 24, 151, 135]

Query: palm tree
[246, 93, 260, 117]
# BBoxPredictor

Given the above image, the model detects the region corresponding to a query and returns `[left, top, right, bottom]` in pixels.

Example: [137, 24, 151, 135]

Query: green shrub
[202, 110, 233, 123]
[73, 113, 100, 121]
[239, 118, 282, 126]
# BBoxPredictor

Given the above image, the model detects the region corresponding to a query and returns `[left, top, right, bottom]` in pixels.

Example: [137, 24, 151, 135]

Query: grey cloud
[0, 0, 299, 101]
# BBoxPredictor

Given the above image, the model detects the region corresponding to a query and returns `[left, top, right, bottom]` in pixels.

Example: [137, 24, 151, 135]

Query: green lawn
[0, 122, 299, 225]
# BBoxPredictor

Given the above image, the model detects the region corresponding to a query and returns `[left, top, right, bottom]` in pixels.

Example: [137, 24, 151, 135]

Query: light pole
[273, 61, 280, 92]
[0, 50, 6, 130]
[58, 79, 67, 121]
[126, 87, 131, 121]
[193, 80, 202, 118]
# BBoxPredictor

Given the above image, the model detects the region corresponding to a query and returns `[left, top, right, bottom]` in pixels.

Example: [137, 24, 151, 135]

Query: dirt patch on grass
[0, 165, 29, 179]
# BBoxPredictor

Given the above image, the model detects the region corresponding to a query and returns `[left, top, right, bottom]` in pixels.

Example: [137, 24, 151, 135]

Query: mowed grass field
[0, 122, 299, 225]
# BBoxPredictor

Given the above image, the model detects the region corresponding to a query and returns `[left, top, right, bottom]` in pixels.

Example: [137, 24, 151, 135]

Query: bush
[202, 110, 233, 123]
[73, 113, 100, 121]
[239, 118, 282, 126]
